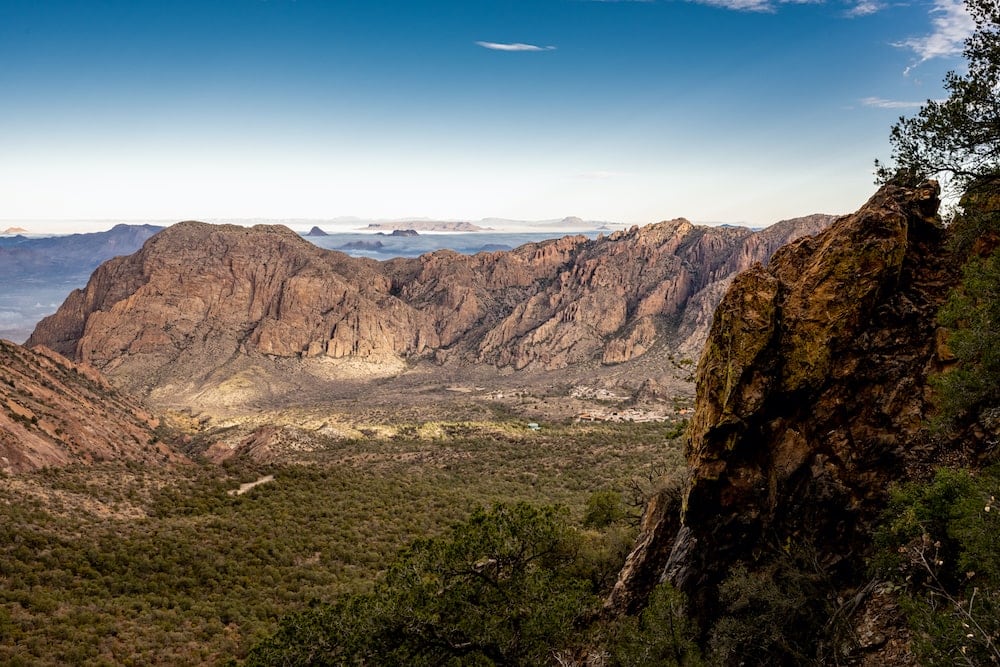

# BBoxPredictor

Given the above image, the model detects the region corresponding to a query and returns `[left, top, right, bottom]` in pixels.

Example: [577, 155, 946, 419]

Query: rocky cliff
[608, 181, 991, 660]
[28, 216, 831, 408]
[0, 339, 181, 473]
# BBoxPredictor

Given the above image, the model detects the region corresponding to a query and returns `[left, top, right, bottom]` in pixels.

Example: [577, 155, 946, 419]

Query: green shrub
[873, 466, 1000, 664]
[707, 553, 836, 666]
[607, 581, 702, 666]
[933, 247, 1000, 424]
[584, 490, 627, 529]
[247, 503, 599, 666]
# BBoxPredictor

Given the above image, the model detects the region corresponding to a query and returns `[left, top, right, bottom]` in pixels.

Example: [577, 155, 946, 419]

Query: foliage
[873, 466, 1000, 664]
[933, 244, 1000, 422]
[246, 503, 599, 666]
[875, 0, 1000, 193]
[606, 581, 702, 667]
[0, 421, 684, 665]
[707, 550, 838, 666]
[583, 489, 627, 528]
[946, 178, 1000, 255]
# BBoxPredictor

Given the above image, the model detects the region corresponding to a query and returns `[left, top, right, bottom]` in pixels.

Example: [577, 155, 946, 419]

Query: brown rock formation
[28, 222, 440, 400]
[29, 216, 830, 408]
[608, 182, 978, 659]
[0, 339, 181, 473]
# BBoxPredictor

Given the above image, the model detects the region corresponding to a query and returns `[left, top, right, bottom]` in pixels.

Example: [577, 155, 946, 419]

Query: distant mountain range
[0, 223, 164, 280]
[28, 215, 833, 412]
[0, 224, 163, 343]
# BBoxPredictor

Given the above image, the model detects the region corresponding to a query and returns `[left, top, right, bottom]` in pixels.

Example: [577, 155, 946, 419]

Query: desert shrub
[873, 466, 1000, 664]
[0, 422, 686, 664]
[584, 489, 627, 529]
[707, 552, 836, 666]
[247, 503, 599, 666]
[933, 245, 1000, 424]
[606, 581, 702, 667]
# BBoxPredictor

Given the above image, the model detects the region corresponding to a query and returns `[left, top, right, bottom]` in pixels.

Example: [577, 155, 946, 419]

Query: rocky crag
[28, 216, 830, 410]
[0, 339, 181, 473]
[608, 181, 996, 662]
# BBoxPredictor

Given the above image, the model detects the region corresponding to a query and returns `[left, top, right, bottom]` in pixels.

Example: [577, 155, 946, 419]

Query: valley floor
[0, 419, 686, 665]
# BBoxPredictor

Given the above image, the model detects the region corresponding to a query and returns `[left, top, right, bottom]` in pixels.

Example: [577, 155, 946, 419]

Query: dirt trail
[229, 474, 274, 496]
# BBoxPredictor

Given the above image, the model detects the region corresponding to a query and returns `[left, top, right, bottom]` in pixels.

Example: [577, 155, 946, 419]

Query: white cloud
[684, 0, 817, 13]
[860, 96, 925, 109]
[475, 41, 556, 52]
[846, 0, 885, 18]
[894, 0, 973, 66]
[688, 0, 773, 11]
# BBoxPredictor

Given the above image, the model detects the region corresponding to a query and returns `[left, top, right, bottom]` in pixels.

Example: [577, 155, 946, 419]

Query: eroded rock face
[609, 182, 969, 635]
[0, 340, 181, 473]
[391, 217, 831, 370]
[28, 217, 830, 406]
[28, 222, 440, 397]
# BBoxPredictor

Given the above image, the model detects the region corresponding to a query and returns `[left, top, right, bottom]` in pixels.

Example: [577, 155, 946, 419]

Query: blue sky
[0, 0, 974, 230]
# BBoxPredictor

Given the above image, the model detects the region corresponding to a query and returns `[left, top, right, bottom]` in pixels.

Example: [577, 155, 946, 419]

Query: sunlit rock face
[609, 181, 981, 645]
[0, 339, 182, 473]
[28, 215, 829, 409]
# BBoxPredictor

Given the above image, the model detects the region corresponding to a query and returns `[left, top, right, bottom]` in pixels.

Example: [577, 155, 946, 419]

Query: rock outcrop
[608, 182, 978, 656]
[28, 222, 439, 400]
[0, 339, 181, 473]
[28, 216, 831, 408]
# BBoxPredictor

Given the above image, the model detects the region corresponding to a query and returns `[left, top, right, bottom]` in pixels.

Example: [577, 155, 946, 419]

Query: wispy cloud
[846, 0, 886, 18]
[894, 0, 973, 68]
[475, 41, 556, 52]
[683, 0, 817, 13]
[860, 96, 926, 109]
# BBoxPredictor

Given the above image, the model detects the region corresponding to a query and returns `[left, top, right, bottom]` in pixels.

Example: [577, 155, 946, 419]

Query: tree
[246, 503, 599, 666]
[876, 0, 1000, 194]
[933, 242, 1000, 421]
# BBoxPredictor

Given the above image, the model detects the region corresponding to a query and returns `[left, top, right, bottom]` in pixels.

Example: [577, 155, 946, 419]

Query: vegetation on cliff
[876, 0, 999, 193]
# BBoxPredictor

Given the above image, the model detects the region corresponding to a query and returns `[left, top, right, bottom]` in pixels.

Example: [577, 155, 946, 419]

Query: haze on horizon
[0, 0, 973, 234]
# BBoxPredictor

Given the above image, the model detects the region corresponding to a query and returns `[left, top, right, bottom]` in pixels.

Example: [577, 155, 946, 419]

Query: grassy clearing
[0, 420, 685, 665]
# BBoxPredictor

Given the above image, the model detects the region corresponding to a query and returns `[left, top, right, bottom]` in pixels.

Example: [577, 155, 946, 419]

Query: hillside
[27, 216, 831, 412]
[0, 339, 182, 473]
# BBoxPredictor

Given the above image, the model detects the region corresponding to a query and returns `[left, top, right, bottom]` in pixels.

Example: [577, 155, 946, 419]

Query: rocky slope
[0, 339, 181, 473]
[28, 216, 831, 409]
[608, 181, 994, 661]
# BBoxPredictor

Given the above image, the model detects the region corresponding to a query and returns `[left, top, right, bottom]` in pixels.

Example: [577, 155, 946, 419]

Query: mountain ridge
[0, 339, 183, 473]
[28, 215, 833, 411]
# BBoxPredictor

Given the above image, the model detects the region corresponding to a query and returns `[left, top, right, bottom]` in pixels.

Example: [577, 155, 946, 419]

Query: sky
[0, 0, 975, 232]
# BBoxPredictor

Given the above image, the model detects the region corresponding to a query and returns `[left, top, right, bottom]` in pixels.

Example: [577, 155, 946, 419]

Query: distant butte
[375, 229, 419, 237]
[366, 221, 485, 232]
[1, 226, 29, 235]
[304, 226, 329, 236]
